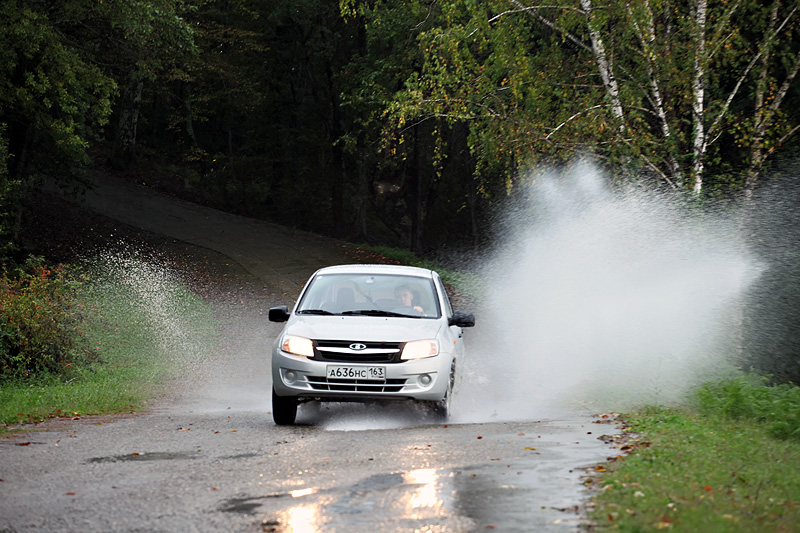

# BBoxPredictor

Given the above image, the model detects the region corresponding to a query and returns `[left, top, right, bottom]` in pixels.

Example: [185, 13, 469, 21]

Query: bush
[696, 374, 800, 440]
[0, 256, 94, 379]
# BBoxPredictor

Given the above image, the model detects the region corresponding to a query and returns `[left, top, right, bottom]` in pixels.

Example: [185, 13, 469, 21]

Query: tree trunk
[580, 0, 625, 130]
[746, 4, 800, 197]
[181, 81, 198, 147]
[354, 134, 369, 241]
[410, 124, 424, 254]
[628, 0, 682, 186]
[111, 75, 144, 170]
[691, 0, 708, 194]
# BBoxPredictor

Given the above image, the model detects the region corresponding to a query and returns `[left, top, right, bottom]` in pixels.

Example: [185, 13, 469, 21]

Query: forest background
[1, 0, 799, 384]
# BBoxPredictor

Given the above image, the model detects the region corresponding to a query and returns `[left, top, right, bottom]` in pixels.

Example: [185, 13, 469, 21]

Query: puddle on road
[87, 451, 200, 463]
[215, 463, 589, 531]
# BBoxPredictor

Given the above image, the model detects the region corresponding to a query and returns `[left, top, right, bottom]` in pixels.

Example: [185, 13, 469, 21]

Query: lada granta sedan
[268, 264, 475, 425]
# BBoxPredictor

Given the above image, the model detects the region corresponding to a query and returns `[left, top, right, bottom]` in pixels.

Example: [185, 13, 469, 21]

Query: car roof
[313, 264, 436, 278]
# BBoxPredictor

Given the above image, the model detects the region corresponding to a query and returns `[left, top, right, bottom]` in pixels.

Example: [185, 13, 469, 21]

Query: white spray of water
[84, 249, 217, 364]
[455, 161, 761, 421]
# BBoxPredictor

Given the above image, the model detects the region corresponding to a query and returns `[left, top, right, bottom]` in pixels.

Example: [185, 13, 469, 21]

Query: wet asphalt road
[0, 175, 618, 532]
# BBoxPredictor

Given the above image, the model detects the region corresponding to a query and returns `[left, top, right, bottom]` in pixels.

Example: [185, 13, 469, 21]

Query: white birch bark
[627, 0, 682, 185]
[579, 0, 626, 130]
[692, 0, 707, 194]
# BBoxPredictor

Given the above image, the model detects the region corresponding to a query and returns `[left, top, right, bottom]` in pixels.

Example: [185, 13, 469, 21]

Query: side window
[435, 274, 453, 317]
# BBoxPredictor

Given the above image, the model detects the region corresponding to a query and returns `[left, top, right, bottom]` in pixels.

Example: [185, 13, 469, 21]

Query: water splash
[456, 161, 762, 420]
[81, 246, 217, 366]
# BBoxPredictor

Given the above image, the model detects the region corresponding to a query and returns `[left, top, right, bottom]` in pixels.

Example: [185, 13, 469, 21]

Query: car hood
[284, 315, 443, 342]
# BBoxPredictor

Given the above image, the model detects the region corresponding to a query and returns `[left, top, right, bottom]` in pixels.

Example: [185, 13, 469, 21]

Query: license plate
[326, 365, 386, 380]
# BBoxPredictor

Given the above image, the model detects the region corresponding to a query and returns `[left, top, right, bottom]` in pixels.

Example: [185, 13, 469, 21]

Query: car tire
[429, 362, 455, 421]
[272, 387, 298, 425]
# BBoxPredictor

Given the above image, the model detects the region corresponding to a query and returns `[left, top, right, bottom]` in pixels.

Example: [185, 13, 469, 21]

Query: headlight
[281, 335, 314, 358]
[401, 340, 439, 360]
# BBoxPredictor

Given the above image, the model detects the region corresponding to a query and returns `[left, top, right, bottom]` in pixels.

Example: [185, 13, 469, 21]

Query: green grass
[590, 406, 800, 531]
[0, 252, 218, 428]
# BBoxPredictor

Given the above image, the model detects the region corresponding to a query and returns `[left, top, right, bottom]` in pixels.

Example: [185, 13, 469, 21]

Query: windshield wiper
[297, 309, 335, 315]
[341, 309, 422, 318]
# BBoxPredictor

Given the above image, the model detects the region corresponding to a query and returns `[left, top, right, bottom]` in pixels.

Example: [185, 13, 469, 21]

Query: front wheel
[428, 363, 455, 421]
[272, 388, 298, 425]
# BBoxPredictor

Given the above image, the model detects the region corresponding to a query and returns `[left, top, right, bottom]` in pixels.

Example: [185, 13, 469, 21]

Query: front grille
[308, 376, 406, 393]
[313, 340, 403, 363]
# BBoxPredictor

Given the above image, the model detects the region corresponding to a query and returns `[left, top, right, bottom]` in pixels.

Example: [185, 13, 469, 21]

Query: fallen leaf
[703, 485, 713, 493]
[524, 447, 536, 450]
[16, 442, 31, 446]
[477, 436, 483, 439]
[66, 492, 76, 496]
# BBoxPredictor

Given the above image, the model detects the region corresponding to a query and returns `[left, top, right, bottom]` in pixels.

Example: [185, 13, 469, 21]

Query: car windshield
[296, 273, 440, 318]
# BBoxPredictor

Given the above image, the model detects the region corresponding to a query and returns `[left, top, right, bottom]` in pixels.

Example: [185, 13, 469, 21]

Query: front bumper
[272, 350, 451, 402]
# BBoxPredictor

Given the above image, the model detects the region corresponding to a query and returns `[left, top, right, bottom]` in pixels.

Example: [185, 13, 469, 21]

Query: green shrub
[0, 256, 94, 379]
[1, 250, 219, 427]
[696, 374, 800, 440]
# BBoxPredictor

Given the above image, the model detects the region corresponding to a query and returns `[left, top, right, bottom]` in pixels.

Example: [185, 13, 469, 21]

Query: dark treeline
[4, 1, 800, 256]
[1, 0, 486, 255]
[1, 1, 799, 379]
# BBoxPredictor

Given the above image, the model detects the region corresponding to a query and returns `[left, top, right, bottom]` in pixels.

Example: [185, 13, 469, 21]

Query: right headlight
[401, 339, 439, 360]
[281, 335, 314, 358]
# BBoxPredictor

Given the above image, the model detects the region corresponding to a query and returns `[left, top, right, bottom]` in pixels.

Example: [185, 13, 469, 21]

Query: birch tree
[692, 0, 708, 194]
[366, 0, 800, 195]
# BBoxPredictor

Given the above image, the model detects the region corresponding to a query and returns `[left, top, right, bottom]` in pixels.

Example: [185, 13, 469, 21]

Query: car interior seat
[336, 287, 355, 312]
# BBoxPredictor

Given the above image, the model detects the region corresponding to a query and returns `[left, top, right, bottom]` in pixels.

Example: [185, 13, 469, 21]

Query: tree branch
[545, 104, 606, 140]
[707, 4, 799, 144]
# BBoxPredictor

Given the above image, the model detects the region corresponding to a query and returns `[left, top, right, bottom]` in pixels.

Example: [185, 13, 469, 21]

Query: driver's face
[396, 290, 413, 306]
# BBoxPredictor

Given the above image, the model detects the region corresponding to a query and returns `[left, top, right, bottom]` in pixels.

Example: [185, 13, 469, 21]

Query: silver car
[268, 264, 475, 425]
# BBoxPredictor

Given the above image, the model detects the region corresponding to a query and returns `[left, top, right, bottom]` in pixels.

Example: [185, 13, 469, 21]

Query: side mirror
[448, 311, 475, 328]
[269, 305, 290, 322]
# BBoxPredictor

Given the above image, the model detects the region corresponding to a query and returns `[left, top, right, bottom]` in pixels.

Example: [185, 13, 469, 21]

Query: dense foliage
[698, 375, 800, 440]
[0, 257, 93, 379]
[2, 1, 799, 252]
[357, 0, 800, 195]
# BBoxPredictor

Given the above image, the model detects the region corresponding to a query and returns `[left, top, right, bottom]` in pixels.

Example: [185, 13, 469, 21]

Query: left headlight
[281, 335, 314, 358]
[401, 339, 439, 360]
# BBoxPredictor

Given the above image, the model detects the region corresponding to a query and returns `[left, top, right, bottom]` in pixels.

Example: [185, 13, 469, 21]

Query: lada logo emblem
[349, 343, 367, 351]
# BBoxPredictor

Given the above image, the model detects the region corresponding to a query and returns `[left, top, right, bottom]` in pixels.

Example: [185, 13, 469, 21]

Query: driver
[394, 284, 424, 314]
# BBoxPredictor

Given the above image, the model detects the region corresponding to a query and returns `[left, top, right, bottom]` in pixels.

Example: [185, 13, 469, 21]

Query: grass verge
[590, 406, 800, 531]
[0, 251, 218, 429]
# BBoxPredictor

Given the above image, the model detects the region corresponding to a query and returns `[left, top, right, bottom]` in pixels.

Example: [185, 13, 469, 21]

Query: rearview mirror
[449, 311, 475, 328]
[269, 305, 290, 322]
